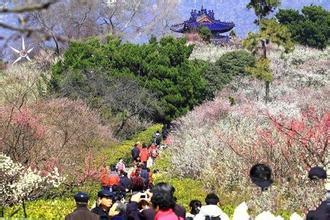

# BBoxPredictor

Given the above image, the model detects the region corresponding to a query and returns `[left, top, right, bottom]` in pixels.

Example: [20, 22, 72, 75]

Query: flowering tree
[0, 98, 115, 187]
[167, 45, 329, 213]
[0, 154, 63, 207]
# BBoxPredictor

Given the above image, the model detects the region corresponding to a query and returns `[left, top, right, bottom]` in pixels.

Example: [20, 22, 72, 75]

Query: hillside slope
[166, 45, 329, 214]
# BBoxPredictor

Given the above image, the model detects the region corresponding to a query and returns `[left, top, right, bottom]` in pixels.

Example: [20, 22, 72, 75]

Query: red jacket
[100, 168, 109, 187]
[140, 148, 149, 162]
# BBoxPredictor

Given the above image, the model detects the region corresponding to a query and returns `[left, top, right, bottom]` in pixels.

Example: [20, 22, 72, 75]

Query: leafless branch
[0, 21, 69, 42]
[0, 0, 59, 14]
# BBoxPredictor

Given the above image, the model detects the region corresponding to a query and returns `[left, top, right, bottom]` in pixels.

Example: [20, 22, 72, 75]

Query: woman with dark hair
[185, 200, 201, 220]
[151, 190, 183, 220]
[151, 183, 186, 218]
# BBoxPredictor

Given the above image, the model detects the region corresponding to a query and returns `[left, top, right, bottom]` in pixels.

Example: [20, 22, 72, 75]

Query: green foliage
[198, 26, 212, 43]
[50, 36, 208, 124]
[246, 57, 272, 82]
[259, 19, 294, 53]
[243, 19, 293, 103]
[203, 50, 255, 99]
[3, 198, 75, 219]
[243, 19, 294, 56]
[153, 149, 172, 172]
[247, 0, 281, 24]
[246, 57, 272, 102]
[276, 6, 330, 49]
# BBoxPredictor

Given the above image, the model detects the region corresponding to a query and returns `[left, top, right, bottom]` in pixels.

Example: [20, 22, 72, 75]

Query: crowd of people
[65, 182, 229, 220]
[64, 130, 329, 220]
[65, 131, 229, 220]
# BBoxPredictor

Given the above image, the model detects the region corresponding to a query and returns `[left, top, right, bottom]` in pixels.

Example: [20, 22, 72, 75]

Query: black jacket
[65, 206, 99, 220]
[141, 208, 155, 220]
[120, 176, 132, 190]
[131, 147, 140, 159]
[306, 201, 330, 220]
[91, 206, 110, 220]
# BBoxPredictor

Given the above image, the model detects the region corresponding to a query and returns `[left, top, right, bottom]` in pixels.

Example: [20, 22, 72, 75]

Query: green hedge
[3, 199, 75, 219]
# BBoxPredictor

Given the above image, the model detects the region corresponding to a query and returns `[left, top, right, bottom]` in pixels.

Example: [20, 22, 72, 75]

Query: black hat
[250, 164, 273, 190]
[74, 192, 89, 204]
[308, 166, 326, 180]
[98, 189, 114, 199]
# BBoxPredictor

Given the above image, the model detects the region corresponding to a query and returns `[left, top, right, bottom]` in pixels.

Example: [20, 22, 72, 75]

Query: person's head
[142, 143, 147, 148]
[151, 182, 175, 195]
[189, 200, 202, 215]
[74, 192, 89, 207]
[118, 158, 123, 163]
[122, 171, 128, 177]
[151, 189, 175, 212]
[308, 166, 326, 180]
[205, 193, 219, 205]
[98, 190, 114, 209]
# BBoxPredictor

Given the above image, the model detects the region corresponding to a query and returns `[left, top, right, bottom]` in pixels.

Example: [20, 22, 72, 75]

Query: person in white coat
[232, 202, 250, 220]
[194, 193, 229, 220]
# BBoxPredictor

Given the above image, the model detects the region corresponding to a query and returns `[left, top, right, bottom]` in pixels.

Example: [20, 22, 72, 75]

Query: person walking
[194, 193, 229, 220]
[91, 189, 114, 220]
[65, 192, 99, 220]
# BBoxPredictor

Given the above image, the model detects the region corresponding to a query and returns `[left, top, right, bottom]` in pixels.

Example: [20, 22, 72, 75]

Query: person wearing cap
[65, 192, 99, 220]
[91, 189, 114, 220]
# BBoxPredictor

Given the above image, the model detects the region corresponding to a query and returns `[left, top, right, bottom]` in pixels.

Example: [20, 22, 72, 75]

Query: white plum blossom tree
[0, 153, 63, 207]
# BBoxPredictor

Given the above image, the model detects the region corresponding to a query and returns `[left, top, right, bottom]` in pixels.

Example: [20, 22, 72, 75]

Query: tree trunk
[51, 33, 60, 55]
[265, 81, 270, 103]
[22, 199, 27, 218]
[261, 39, 267, 58]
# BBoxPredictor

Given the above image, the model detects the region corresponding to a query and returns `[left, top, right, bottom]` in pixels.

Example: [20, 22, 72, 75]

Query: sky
[0, 0, 329, 58]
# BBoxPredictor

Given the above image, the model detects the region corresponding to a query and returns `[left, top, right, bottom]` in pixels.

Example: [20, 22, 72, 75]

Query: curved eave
[170, 22, 235, 34]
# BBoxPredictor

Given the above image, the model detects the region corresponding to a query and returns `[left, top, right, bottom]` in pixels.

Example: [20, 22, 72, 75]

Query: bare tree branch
[0, 0, 59, 14]
[0, 21, 69, 42]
